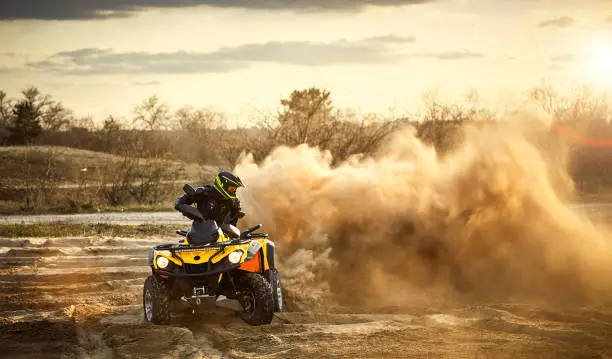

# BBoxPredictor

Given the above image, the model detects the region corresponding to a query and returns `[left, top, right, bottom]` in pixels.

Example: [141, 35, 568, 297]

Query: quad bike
[142, 185, 283, 326]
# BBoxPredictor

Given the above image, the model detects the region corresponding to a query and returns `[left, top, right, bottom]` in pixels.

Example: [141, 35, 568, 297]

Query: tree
[0, 91, 13, 144]
[102, 116, 123, 133]
[274, 87, 339, 147]
[8, 100, 43, 144]
[6, 87, 53, 144]
[175, 106, 222, 134]
[41, 101, 74, 131]
[132, 95, 172, 131]
[71, 116, 96, 131]
[412, 90, 494, 154]
[175, 106, 226, 164]
[1, 87, 78, 144]
[331, 111, 399, 163]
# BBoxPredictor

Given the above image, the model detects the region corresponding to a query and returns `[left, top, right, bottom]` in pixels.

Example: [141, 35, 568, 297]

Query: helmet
[213, 170, 244, 200]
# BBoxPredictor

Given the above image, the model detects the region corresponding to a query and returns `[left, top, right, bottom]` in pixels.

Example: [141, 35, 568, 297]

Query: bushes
[2, 84, 612, 215]
[0, 146, 210, 214]
[98, 155, 182, 206]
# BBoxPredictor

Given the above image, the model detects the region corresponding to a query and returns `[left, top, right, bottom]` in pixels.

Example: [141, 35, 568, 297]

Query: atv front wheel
[267, 269, 284, 312]
[237, 273, 274, 326]
[143, 275, 170, 324]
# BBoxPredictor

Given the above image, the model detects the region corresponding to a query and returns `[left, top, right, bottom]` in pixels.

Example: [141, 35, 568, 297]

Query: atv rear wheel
[267, 269, 284, 312]
[237, 273, 274, 326]
[143, 275, 170, 324]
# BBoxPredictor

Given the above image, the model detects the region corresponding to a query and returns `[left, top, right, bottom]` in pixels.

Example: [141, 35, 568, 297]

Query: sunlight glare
[585, 42, 612, 87]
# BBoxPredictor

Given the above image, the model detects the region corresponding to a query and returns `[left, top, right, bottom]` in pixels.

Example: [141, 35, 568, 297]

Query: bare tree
[411, 89, 495, 154]
[21, 147, 60, 210]
[174, 106, 225, 164]
[216, 127, 251, 167]
[71, 116, 96, 131]
[332, 111, 400, 163]
[0, 91, 13, 124]
[0, 91, 13, 144]
[530, 84, 611, 124]
[132, 95, 172, 131]
[41, 101, 74, 131]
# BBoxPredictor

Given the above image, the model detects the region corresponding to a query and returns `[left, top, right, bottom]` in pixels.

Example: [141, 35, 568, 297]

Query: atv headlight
[228, 250, 243, 264]
[156, 256, 169, 269]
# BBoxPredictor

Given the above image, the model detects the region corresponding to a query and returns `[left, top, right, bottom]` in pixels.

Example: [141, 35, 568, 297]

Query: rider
[174, 170, 246, 227]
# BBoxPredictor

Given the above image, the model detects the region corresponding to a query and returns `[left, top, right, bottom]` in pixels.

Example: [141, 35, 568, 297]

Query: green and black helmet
[213, 170, 244, 200]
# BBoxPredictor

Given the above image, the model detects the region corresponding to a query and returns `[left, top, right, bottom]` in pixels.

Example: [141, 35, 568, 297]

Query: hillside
[0, 146, 221, 214]
[0, 145, 217, 186]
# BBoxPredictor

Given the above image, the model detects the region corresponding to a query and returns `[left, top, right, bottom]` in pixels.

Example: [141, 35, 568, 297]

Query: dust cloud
[233, 110, 612, 311]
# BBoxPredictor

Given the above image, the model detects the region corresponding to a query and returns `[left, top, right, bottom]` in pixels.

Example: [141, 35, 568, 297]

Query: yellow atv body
[143, 222, 283, 326]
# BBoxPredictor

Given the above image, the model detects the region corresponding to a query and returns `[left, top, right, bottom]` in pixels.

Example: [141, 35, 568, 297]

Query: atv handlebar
[247, 233, 268, 238]
[232, 232, 268, 244]
[242, 224, 261, 235]
[238, 224, 267, 240]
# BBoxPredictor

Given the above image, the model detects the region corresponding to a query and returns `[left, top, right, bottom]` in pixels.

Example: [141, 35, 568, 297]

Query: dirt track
[1, 228, 612, 358]
[1, 202, 610, 225]
[0, 211, 188, 225]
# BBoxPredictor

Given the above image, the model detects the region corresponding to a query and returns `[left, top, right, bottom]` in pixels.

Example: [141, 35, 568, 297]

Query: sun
[591, 43, 612, 74]
[584, 42, 612, 86]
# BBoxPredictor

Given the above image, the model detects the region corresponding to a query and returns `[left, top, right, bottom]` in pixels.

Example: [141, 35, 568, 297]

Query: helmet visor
[225, 185, 238, 196]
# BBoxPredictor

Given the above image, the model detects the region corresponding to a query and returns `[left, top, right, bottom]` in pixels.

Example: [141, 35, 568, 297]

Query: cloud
[0, 52, 22, 58]
[208, 36, 416, 66]
[27, 48, 250, 75]
[133, 80, 161, 86]
[0, 66, 19, 74]
[0, 65, 28, 74]
[551, 53, 578, 63]
[537, 16, 575, 28]
[24, 37, 482, 76]
[424, 51, 484, 60]
[26, 36, 417, 75]
[1, 0, 436, 20]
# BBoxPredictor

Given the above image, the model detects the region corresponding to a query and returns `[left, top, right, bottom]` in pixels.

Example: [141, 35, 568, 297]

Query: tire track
[0, 235, 165, 358]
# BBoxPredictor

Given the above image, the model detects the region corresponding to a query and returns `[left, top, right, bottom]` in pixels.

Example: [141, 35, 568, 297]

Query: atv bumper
[154, 262, 241, 277]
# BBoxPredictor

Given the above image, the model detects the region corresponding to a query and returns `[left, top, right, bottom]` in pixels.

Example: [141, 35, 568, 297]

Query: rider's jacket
[174, 185, 242, 225]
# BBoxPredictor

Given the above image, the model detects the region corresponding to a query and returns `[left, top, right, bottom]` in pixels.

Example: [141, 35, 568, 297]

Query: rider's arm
[174, 192, 193, 209]
[174, 187, 208, 221]
[229, 198, 244, 226]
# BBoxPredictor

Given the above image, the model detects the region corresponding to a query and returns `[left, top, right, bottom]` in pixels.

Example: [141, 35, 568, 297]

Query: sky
[1, 0, 612, 126]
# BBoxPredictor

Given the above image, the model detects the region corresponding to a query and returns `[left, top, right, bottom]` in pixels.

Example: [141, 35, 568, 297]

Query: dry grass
[0, 145, 214, 186]
[0, 222, 181, 238]
[0, 145, 219, 214]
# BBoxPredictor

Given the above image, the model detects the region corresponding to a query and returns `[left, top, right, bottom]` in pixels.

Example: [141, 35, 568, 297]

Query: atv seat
[175, 219, 220, 245]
